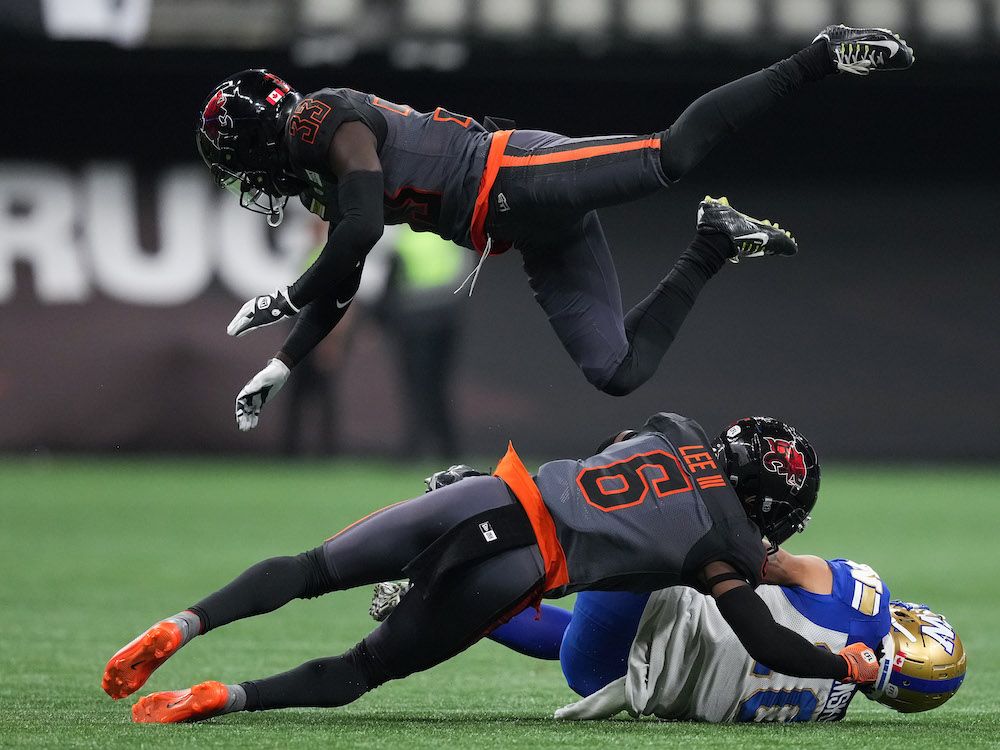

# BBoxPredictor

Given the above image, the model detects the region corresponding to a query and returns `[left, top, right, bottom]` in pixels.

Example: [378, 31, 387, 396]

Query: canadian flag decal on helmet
[762, 437, 807, 491]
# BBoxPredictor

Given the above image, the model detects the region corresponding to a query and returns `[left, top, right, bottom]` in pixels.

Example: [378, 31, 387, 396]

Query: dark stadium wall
[1, 42, 997, 459]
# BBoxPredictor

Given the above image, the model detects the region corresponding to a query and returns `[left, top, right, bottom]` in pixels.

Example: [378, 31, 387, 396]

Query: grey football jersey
[283, 88, 490, 247]
[536, 413, 766, 597]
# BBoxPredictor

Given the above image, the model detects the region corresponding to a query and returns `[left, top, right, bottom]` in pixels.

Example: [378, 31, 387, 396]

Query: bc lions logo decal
[201, 86, 234, 148]
[762, 437, 808, 491]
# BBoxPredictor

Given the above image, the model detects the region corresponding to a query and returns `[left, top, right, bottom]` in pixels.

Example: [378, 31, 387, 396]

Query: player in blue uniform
[373, 555, 966, 722]
[195, 25, 915, 427]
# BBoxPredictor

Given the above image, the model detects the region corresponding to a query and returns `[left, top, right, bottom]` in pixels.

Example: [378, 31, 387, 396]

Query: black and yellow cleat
[696, 196, 798, 264]
[814, 24, 915, 75]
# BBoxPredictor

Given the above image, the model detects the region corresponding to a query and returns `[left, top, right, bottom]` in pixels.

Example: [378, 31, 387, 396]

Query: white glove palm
[235, 359, 290, 432]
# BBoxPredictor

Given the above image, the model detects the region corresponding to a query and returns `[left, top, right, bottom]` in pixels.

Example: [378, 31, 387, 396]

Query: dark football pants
[189, 477, 544, 711]
[488, 42, 832, 395]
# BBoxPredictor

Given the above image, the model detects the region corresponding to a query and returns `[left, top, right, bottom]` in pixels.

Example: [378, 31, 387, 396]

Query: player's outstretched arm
[284, 122, 384, 309]
[705, 561, 878, 683]
[226, 121, 383, 339]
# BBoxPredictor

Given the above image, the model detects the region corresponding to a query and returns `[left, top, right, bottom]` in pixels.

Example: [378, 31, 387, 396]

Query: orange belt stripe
[469, 129, 513, 254]
[493, 441, 570, 594]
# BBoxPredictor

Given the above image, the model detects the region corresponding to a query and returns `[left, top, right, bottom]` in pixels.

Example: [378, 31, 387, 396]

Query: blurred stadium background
[2, 0, 998, 459]
[1, 1, 998, 745]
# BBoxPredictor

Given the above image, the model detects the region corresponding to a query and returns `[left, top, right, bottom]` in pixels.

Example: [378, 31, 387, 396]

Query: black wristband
[705, 571, 748, 589]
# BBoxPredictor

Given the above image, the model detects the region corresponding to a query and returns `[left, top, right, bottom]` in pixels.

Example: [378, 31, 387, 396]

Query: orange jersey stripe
[499, 137, 660, 168]
[493, 441, 569, 594]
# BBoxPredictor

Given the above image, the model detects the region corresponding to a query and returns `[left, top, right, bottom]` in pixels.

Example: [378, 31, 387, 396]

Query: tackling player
[102, 412, 883, 723]
[373, 555, 966, 722]
[197, 25, 915, 429]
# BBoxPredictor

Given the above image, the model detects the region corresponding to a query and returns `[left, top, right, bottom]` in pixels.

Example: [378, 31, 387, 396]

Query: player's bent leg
[520, 213, 630, 392]
[601, 229, 731, 397]
[236, 545, 545, 712]
[370, 580, 570, 660]
[603, 195, 797, 396]
[105, 478, 516, 705]
[487, 604, 571, 660]
[560, 591, 650, 697]
[103, 548, 342, 699]
[658, 41, 834, 182]
[658, 27, 912, 183]
[321, 476, 521, 589]
[521, 211, 733, 397]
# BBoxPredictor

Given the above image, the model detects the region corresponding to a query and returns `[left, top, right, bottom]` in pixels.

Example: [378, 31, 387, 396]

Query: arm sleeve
[715, 585, 848, 680]
[279, 267, 362, 366]
[286, 170, 384, 308]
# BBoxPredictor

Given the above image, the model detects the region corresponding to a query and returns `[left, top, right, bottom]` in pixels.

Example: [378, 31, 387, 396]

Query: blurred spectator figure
[281, 308, 355, 457]
[362, 225, 472, 459]
[282, 219, 357, 457]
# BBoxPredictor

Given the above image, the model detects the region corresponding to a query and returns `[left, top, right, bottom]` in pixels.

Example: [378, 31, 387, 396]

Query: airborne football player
[102, 412, 885, 722]
[195, 25, 915, 429]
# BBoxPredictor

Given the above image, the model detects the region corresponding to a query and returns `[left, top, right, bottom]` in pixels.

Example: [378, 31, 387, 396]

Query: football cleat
[132, 680, 230, 723]
[697, 196, 797, 263]
[370, 580, 413, 622]
[102, 621, 184, 699]
[814, 25, 915, 75]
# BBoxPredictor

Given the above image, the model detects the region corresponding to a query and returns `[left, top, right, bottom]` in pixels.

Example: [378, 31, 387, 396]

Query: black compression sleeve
[278, 267, 361, 366]
[286, 170, 384, 308]
[715, 586, 848, 680]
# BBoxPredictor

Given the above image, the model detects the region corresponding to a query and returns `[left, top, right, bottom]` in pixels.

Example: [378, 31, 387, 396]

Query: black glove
[227, 286, 299, 338]
[424, 464, 486, 492]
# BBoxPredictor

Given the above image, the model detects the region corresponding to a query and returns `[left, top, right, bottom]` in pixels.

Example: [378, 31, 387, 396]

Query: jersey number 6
[576, 451, 692, 512]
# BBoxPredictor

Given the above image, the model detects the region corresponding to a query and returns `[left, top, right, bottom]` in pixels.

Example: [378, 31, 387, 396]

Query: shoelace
[454, 235, 492, 297]
[837, 43, 884, 71]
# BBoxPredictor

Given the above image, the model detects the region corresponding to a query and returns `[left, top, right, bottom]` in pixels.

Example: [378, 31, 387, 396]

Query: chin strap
[267, 203, 284, 227]
[867, 632, 897, 698]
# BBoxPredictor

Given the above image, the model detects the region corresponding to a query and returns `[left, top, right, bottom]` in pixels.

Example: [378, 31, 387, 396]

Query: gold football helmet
[869, 601, 966, 713]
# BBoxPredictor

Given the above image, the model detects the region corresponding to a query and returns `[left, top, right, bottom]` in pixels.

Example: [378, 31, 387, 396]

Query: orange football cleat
[132, 680, 230, 723]
[102, 621, 184, 699]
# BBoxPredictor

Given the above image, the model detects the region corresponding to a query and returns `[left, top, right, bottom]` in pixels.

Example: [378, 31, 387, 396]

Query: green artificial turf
[1, 458, 997, 748]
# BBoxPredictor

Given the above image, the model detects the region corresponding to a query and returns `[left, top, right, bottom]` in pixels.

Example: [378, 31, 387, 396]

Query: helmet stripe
[889, 672, 965, 694]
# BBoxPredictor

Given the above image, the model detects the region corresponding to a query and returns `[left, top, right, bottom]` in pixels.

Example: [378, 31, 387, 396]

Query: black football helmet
[712, 417, 820, 551]
[196, 69, 305, 226]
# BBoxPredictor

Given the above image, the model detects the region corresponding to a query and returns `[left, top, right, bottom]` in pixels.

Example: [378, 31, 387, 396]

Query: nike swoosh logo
[336, 296, 355, 309]
[861, 39, 900, 55]
[166, 695, 191, 709]
[734, 231, 769, 244]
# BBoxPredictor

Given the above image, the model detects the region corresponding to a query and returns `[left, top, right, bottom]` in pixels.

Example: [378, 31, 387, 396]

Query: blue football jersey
[557, 558, 891, 723]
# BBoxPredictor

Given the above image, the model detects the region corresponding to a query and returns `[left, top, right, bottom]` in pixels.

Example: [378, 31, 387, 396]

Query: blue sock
[488, 604, 572, 660]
